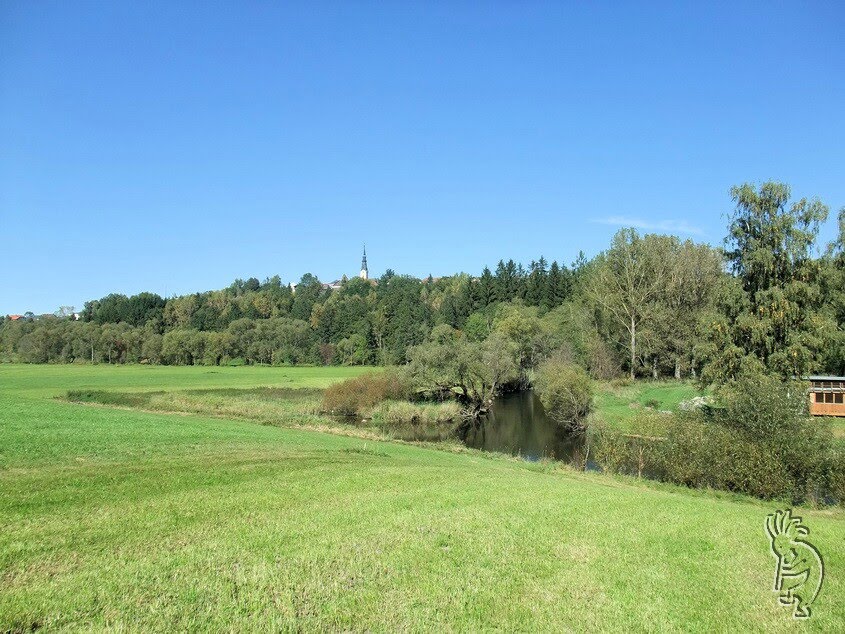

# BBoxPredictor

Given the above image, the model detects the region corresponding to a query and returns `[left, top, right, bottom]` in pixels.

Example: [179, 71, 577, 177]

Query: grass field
[1, 364, 843, 631]
[0, 363, 374, 398]
[591, 380, 704, 431]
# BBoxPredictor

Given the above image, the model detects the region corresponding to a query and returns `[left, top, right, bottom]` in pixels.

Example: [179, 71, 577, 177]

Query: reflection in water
[460, 390, 586, 464]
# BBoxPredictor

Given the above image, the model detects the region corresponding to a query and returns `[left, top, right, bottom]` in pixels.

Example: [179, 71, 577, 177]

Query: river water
[459, 390, 586, 464]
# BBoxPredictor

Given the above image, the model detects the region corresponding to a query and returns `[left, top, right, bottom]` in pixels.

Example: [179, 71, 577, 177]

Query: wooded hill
[4, 182, 845, 384]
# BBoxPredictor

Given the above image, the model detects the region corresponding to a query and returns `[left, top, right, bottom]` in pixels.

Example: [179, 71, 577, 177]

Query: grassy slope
[1, 365, 844, 631]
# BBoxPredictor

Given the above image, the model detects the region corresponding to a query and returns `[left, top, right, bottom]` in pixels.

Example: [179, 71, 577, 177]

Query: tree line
[3, 182, 844, 385]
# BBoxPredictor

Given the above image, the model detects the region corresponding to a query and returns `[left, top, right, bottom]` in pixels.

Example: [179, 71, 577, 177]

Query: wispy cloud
[593, 216, 706, 237]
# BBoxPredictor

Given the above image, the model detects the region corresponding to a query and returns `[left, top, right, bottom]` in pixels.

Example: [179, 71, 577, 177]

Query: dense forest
[4, 182, 845, 385]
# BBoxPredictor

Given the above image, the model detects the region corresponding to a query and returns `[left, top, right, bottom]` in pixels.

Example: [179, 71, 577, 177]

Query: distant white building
[322, 277, 345, 291]
[289, 247, 370, 293]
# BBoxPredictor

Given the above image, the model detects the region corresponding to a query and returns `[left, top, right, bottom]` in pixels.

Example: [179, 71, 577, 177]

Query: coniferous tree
[475, 266, 496, 309]
[701, 182, 834, 382]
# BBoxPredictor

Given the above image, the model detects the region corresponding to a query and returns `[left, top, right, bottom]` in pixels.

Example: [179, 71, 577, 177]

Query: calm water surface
[460, 390, 586, 464]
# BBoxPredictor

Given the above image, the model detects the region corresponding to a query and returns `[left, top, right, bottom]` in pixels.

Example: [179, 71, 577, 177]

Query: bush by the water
[321, 371, 412, 416]
[534, 357, 593, 428]
[376, 400, 464, 426]
[406, 331, 520, 417]
[589, 412, 670, 478]
[367, 400, 464, 442]
[590, 375, 844, 505]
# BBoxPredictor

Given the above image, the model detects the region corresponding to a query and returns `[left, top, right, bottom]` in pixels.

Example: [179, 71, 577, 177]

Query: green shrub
[534, 358, 592, 428]
[660, 415, 792, 499]
[588, 420, 633, 474]
[589, 412, 668, 478]
[406, 334, 519, 417]
[590, 377, 842, 504]
[321, 371, 412, 416]
[713, 375, 835, 502]
[829, 448, 845, 507]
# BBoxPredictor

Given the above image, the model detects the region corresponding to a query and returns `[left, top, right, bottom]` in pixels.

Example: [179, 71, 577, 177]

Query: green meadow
[0, 363, 372, 398]
[592, 380, 704, 428]
[1, 364, 843, 631]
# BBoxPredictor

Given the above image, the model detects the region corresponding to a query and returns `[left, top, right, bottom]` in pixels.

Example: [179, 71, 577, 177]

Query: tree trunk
[652, 357, 658, 379]
[630, 317, 636, 380]
[637, 445, 644, 478]
[674, 357, 681, 380]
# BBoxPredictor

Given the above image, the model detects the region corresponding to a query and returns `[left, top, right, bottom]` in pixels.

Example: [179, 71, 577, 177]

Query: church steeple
[360, 245, 368, 280]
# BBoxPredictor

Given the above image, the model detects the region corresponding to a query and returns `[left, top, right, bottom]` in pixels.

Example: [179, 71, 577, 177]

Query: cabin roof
[804, 375, 845, 381]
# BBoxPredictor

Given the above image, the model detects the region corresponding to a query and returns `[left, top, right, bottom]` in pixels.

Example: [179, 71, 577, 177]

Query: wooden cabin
[806, 376, 845, 417]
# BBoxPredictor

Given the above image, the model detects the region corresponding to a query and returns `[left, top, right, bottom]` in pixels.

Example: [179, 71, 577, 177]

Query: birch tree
[586, 229, 669, 380]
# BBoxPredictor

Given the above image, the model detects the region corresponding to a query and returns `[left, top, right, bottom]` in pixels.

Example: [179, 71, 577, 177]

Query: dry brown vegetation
[321, 371, 413, 416]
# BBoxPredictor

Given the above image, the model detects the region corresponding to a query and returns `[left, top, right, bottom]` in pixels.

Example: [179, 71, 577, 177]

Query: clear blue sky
[1, 1, 843, 315]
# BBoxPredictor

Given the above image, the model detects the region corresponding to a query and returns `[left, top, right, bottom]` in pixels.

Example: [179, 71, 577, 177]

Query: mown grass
[592, 380, 705, 431]
[2, 365, 844, 631]
[0, 363, 377, 399]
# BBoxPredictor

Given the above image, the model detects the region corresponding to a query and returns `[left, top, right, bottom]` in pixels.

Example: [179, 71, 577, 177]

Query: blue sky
[1, 1, 843, 315]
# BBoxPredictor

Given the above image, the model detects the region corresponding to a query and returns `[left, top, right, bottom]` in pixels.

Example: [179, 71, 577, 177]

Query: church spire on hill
[360, 245, 368, 280]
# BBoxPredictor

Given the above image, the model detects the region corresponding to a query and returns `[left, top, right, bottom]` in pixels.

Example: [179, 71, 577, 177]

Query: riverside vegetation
[60, 363, 845, 507]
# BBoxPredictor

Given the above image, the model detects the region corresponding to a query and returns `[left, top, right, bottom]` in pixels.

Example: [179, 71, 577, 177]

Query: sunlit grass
[1, 365, 844, 630]
[592, 380, 705, 431]
[0, 363, 378, 399]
